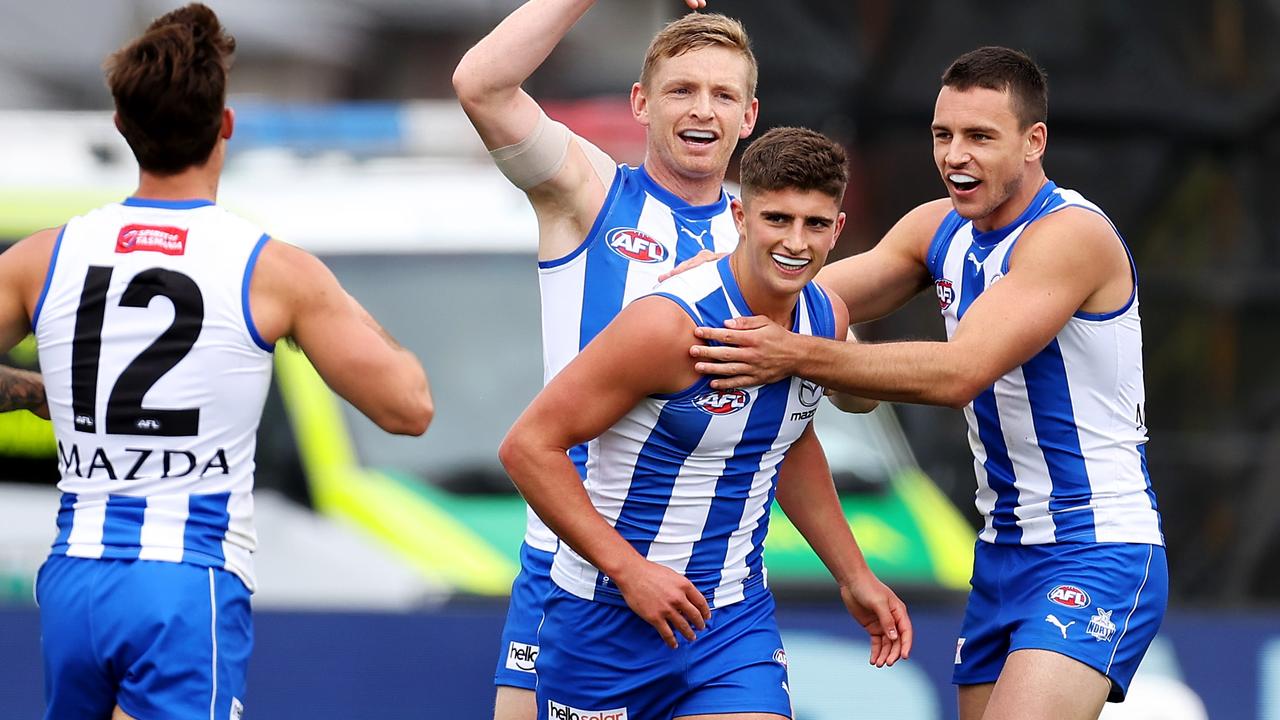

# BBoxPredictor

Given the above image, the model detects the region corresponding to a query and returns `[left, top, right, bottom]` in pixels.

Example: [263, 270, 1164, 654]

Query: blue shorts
[952, 541, 1167, 702]
[536, 584, 791, 720]
[37, 555, 253, 720]
[493, 542, 555, 690]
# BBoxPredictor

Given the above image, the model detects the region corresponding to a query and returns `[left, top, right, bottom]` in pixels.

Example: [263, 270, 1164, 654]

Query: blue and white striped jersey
[33, 198, 274, 591]
[550, 256, 837, 608]
[530, 165, 740, 552]
[927, 181, 1163, 546]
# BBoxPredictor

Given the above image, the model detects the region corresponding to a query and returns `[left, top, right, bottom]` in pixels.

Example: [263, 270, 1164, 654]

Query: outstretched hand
[690, 315, 796, 389]
[840, 574, 913, 667]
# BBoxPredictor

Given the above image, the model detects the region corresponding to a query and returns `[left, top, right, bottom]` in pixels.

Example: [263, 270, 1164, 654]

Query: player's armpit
[251, 239, 432, 436]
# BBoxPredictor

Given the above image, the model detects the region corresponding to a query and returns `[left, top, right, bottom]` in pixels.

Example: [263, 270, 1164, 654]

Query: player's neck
[728, 252, 798, 328]
[973, 168, 1049, 233]
[132, 164, 221, 204]
[641, 158, 726, 207]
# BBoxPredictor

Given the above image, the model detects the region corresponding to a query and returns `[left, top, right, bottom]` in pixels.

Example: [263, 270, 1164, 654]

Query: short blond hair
[639, 13, 757, 99]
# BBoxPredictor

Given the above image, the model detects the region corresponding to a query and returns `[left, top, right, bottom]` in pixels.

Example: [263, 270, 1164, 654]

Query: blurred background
[2, 0, 1278, 717]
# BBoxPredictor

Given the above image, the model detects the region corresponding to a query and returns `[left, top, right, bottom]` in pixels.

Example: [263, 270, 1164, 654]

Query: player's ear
[830, 211, 846, 250]
[221, 107, 235, 140]
[739, 96, 759, 139]
[731, 196, 747, 235]
[1025, 121, 1046, 162]
[631, 82, 650, 127]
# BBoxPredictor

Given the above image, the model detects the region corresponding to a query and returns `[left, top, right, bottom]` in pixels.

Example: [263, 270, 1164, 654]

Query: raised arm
[499, 296, 710, 647]
[250, 239, 432, 436]
[452, 0, 619, 257]
[775, 425, 911, 666]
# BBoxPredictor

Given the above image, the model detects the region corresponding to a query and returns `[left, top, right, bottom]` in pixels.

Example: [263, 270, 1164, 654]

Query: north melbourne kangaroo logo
[1045, 614, 1075, 639]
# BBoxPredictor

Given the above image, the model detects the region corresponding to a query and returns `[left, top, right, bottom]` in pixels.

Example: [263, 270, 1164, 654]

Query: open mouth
[679, 129, 719, 147]
[771, 253, 811, 274]
[948, 172, 981, 194]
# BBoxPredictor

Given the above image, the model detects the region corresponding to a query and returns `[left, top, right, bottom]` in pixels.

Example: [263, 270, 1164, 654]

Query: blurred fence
[1, 602, 1273, 718]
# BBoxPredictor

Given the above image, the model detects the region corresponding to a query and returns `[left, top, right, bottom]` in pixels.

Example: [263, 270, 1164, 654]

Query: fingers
[689, 343, 749, 362]
[658, 249, 717, 281]
[693, 326, 744, 346]
[684, 0, 707, 8]
[687, 584, 712, 624]
[648, 616, 679, 649]
[895, 603, 914, 660]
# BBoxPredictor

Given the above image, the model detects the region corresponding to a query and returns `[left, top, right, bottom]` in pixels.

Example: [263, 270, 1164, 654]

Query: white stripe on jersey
[138, 494, 190, 563]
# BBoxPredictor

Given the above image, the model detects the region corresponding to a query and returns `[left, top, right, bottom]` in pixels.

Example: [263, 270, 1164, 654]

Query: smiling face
[732, 188, 844, 303]
[632, 44, 758, 186]
[932, 84, 1046, 231]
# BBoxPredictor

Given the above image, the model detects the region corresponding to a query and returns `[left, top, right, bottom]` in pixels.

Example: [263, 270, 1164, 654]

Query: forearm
[453, 0, 595, 104]
[500, 437, 644, 579]
[775, 436, 872, 587]
[0, 365, 45, 414]
[789, 335, 979, 408]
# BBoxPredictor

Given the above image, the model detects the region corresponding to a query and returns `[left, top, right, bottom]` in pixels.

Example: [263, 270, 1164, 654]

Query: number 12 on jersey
[70, 265, 205, 437]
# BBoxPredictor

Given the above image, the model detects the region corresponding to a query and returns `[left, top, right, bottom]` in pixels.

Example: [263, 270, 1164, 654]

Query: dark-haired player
[0, 5, 433, 718]
[687, 47, 1167, 720]
[501, 127, 909, 720]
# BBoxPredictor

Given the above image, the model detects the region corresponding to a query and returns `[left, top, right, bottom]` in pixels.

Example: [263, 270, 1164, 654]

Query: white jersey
[34, 197, 275, 590]
[530, 164, 739, 552]
[551, 257, 838, 608]
[927, 181, 1163, 546]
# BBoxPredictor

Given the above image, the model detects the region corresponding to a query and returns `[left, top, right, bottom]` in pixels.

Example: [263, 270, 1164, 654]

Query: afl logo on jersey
[1047, 584, 1091, 609]
[607, 228, 668, 264]
[116, 224, 189, 256]
[693, 389, 750, 415]
[935, 278, 955, 310]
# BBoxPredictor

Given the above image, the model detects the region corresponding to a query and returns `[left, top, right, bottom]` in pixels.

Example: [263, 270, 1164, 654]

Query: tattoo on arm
[0, 365, 45, 413]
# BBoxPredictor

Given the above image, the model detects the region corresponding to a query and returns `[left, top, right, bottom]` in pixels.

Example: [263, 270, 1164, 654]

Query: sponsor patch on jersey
[799, 380, 822, 408]
[607, 228, 667, 264]
[547, 700, 628, 720]
[935, 278, 954, 310]
[1086, 607, 1116, 643]
[693, 389, 749, 415]
[505, 641, 538, 673]
[116, 224, 189, 255]
[773, 648, 789, 669]
[1047, 584, 1091, 609]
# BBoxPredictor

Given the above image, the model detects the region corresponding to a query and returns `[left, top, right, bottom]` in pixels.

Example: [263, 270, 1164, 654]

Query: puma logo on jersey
[967, 252, 982, 271]
[607, 228, 667, 264]
[1045, 614, 1075, 638]
[116, 224, 188, 256]
[679, 226, 709, 242]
